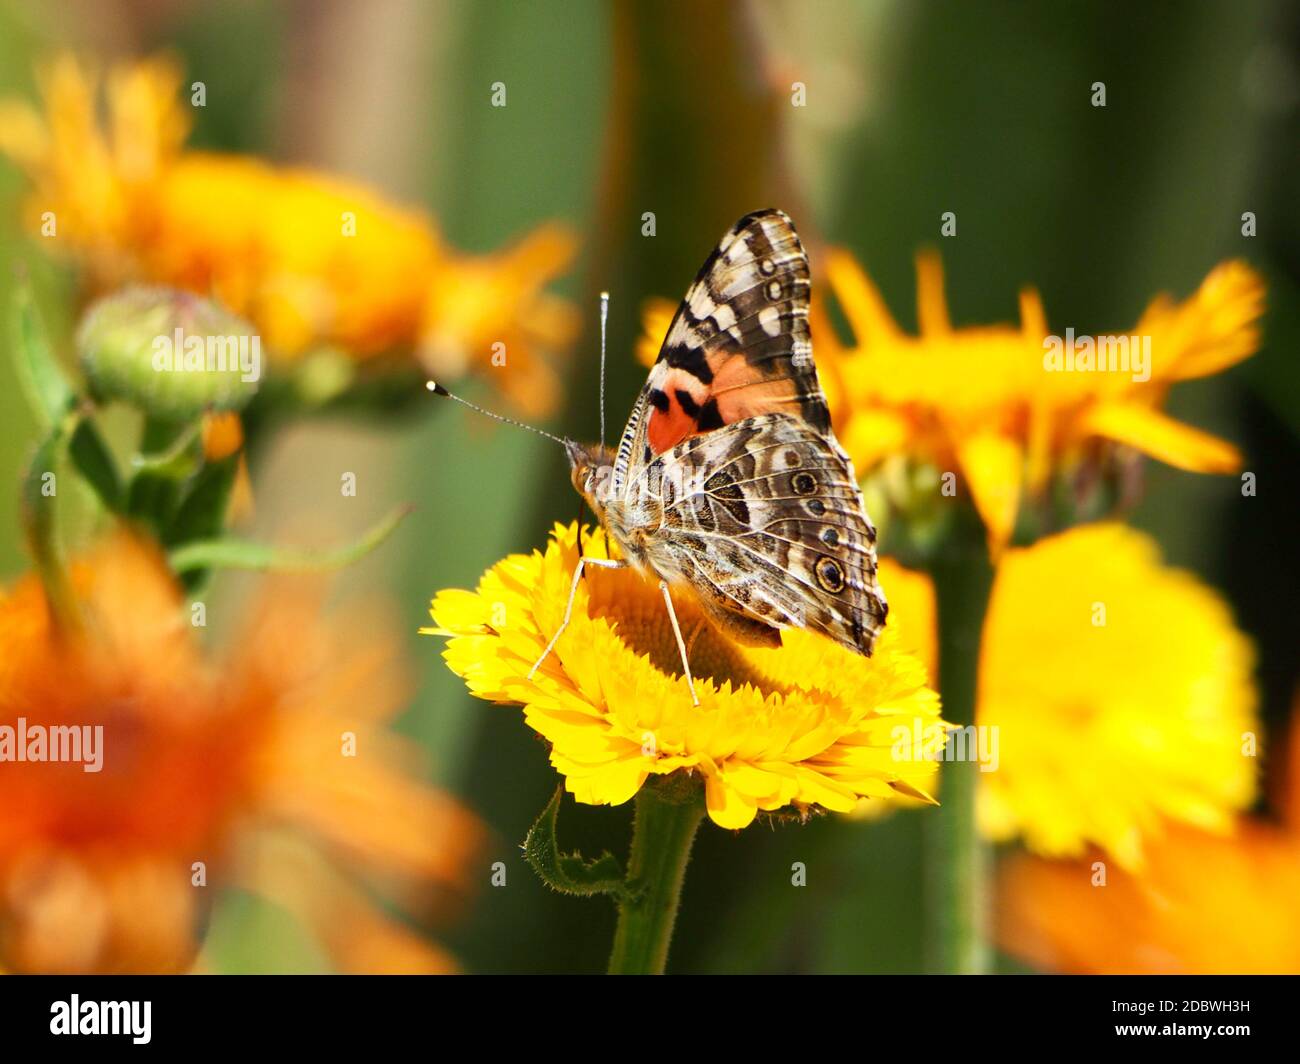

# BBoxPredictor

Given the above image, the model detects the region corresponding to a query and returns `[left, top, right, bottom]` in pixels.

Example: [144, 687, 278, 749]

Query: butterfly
[547, 209, 888, 703]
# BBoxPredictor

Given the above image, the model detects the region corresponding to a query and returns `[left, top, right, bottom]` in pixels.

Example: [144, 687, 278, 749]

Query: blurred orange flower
[807, 249, 1264, 554]
[0, 53, 579, 415]
[998, 707, 1300, 974]
[0, 534, 479, 973]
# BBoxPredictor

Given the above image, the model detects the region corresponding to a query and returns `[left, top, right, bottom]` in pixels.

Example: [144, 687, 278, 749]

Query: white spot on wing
[689, 287, 718, 319]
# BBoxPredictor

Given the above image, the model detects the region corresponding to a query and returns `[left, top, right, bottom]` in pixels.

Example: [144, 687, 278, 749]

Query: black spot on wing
[697, 398, 724, 431]
[663, 342, 714, 384]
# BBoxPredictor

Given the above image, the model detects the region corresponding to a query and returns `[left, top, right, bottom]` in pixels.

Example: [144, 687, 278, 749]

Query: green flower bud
[77, 287, 261, 420]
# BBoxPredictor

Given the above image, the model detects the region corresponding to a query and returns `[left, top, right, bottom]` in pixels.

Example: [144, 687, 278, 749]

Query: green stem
[608, 783, 705, 975]
[923, 523, 995, 974]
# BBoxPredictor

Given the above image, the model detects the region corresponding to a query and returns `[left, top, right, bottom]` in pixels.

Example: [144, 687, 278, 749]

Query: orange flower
[809, 248, 1265, 554]
[0, 534, 479, 973]
[0, 53, 579, 414]
[998, 705, 1300, 974]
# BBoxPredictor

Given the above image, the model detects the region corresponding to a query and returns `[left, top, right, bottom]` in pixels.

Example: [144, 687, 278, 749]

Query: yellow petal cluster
[425, 523, 947, 829]
[810, 249, 1265, 554]
[976, 523, 1258, 866]
[874, 523, 1257, 863]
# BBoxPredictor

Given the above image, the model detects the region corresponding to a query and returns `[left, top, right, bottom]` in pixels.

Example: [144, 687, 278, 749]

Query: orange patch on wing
[647, 392, 697, 453]
[712, 354, 799, 423]
[646, 368, 711, 453]
[646, 357, 805, 453]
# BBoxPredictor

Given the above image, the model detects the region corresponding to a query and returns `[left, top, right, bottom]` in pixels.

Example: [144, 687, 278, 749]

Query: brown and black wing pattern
[613, 209, 830, 491]
[642, 413, 888, 656]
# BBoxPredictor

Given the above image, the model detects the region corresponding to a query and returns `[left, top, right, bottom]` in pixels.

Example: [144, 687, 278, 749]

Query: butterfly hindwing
[648, 414, 887, 656]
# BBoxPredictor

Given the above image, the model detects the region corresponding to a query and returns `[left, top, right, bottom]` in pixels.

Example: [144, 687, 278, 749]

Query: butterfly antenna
[425, 381, 568, 447]
[598, 290, 609, 451]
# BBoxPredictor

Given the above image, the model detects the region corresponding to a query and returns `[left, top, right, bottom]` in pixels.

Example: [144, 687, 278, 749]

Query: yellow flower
[978, 523, 1257, 865]
[998, 704, 1300, 974]
[0, 53, 579, 414]
[424, 522, 946, 830]
[885, 523, 1258, 867]
[813, 248, 1265, 554]
[0, 533, 480, 973]
[635, 297, 676, 369]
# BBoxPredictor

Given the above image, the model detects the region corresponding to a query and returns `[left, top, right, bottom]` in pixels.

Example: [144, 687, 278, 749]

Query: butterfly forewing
[613, 209, 829, 492]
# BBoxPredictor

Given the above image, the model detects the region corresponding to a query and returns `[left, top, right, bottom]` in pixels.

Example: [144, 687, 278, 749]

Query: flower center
[585, 569, 787, 696]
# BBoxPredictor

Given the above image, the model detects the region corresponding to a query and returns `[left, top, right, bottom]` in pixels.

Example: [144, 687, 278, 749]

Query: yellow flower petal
[954, 431, 1023, 557]
[636, 297, 677, 368]
[914, 249, 951, 335]
[824, 248, 902, 347]
[1080, 402, 1241, 473]
[1138, 260, 1266, 380]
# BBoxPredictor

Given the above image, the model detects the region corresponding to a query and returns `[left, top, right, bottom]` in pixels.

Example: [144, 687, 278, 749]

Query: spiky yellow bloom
[807, 249, 1265, 554]
[0, 534, 480, 973]
[884, 523, 1258, 866]
[998, 707, 1300, 974]
[424, 523, 946, 830]
[0, 53, 578, 414]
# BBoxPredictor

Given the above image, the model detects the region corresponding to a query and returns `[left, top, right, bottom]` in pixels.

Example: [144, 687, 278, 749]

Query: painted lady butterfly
[553, 209, 888, 702]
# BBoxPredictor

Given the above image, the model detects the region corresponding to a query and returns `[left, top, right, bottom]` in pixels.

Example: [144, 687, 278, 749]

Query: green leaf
[12, 280, 76, 430]
[68, 418, 124, 513]
[523, 786, 632, 900]
[21, 420, 80, 631]
[168, 503, 411, 574]
[164, 453, 239, 549]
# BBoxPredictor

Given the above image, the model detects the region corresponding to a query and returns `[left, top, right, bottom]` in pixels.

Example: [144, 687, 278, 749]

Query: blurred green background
[0, 0, 1296, 973]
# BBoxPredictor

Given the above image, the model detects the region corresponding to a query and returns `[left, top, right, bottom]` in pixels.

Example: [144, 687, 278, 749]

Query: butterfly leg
[658, 580, 700, 706]
[684, 616, 708, 658]
[528, 556, 626, 680]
